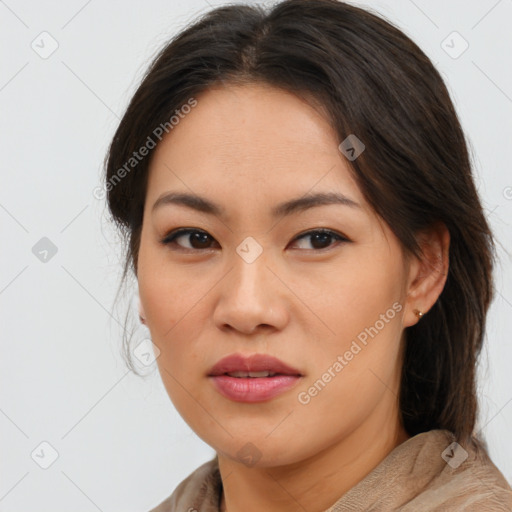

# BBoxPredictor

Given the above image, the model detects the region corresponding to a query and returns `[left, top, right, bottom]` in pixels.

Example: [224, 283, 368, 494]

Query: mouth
[208, 353, 303, 402]
[208, 352, 303, 376]
[220, 370, 287, 378]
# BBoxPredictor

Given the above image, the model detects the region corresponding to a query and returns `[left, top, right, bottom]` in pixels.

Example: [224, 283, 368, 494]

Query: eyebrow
[152, 191, 361, 218]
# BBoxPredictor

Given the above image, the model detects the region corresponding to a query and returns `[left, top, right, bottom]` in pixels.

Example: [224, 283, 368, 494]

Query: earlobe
[403, 222, 450, 327]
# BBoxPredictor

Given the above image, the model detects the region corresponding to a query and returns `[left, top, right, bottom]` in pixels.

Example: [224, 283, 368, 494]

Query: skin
[137, 83, 450, 512]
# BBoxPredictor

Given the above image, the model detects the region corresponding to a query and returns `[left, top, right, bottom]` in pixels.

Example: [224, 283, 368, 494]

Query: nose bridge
[213, 235, 287, 333]
[229, 235, 271, 301]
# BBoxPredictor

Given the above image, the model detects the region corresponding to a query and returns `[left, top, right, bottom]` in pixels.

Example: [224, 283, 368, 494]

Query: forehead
[146, 83, 366, 211]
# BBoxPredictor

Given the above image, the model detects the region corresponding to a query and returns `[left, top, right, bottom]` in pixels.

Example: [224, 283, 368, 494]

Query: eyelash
[160, 228, 349, 253]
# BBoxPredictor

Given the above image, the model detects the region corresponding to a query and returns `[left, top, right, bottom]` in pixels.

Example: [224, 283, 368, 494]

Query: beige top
[148, 429, 512, 511]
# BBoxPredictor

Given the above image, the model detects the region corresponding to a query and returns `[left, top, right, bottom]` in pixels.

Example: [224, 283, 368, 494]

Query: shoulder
[147, 456, 221, 512]
[328, 429, 512, 511]
[402, 430, 512, 511]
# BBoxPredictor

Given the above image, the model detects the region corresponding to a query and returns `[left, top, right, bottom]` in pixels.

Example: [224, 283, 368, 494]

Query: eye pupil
[191, 232, 211, 248]
[310, 232, 332, 249]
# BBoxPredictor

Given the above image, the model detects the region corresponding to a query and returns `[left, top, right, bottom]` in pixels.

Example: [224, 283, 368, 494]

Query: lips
[208, 353, 302, 377]
[208, 353, 303, 402]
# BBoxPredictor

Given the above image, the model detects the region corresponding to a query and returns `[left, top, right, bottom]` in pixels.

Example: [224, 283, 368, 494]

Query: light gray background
[1, 0, 511, 510]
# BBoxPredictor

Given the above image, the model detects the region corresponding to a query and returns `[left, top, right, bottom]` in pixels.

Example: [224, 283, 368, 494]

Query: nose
[212, 247, 289, 336]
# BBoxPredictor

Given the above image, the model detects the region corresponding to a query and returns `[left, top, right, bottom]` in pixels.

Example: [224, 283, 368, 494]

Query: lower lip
[209, 375, 301, 402]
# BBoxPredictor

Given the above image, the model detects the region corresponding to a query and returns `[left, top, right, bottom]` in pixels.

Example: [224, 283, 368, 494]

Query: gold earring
[413, 309, 424, 318]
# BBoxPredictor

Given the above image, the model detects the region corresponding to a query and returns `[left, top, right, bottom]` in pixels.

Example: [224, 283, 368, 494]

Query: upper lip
[208, 353, 303, 376]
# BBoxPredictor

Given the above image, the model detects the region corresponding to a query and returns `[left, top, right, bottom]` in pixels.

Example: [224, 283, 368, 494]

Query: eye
[160, 228, 218, 251]
[161, 228, 349, 252]
[290, 229, 349, 251]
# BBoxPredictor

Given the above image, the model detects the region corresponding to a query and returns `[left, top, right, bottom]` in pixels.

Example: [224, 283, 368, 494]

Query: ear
[138, 300, 147, 325]
[403, 221, 450, 327]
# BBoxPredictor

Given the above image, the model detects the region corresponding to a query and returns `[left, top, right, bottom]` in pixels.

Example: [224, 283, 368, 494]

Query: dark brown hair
[103, 0, 495, 444]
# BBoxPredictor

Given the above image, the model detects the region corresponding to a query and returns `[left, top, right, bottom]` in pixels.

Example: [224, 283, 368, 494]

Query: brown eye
[291, 229, 348, 251]
[161, 229, 217, 250]
[161, 228, 349, 253]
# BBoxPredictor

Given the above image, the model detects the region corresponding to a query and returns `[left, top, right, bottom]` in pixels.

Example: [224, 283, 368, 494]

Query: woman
[103, 0, 512, 510]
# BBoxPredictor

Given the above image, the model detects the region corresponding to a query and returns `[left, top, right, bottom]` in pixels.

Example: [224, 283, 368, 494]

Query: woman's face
[137, 83, 417, 466]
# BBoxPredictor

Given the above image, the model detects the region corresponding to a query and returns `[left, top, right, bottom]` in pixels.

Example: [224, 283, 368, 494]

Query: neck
[217, 404, 410, 512]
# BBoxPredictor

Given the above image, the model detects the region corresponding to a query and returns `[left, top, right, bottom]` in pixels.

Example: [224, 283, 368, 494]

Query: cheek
[137, 238, 205, 337]
[300, 249, 406, 403]
[316, 248, 404, 343]
[137, 244, 186, 365]
[136, 240, 219, 391]
[138, 270, 206, 360]
[137, 259, 210, 421]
